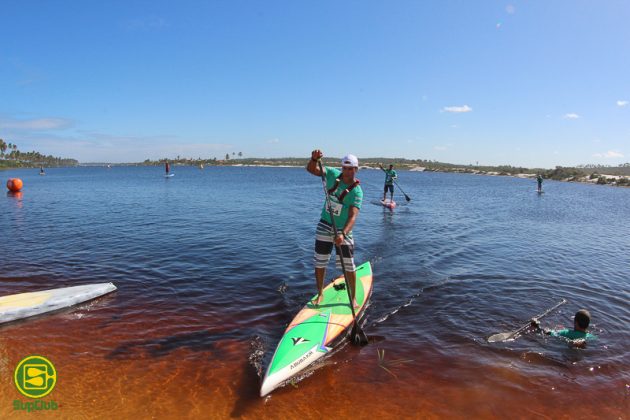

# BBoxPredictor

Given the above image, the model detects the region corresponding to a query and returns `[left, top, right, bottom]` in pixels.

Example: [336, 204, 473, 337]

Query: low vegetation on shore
[136, 156, 630, 187]
[0, 139, 78, 169]
[2, 140, 628, 187]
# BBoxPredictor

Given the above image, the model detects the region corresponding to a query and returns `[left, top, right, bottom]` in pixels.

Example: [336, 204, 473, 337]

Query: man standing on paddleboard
[382, 163, 397, 202]
[307, 150, 363, 308]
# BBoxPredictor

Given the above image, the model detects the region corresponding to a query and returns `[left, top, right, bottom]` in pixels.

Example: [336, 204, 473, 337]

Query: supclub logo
[14, 355, 57, 399]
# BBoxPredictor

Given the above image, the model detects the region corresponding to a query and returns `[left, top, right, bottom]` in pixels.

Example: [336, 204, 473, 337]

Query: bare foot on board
[311, 294, 324, 307]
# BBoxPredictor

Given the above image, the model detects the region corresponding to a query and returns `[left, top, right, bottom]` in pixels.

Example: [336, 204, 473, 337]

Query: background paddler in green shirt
[536, 174, 544, 192]
[382, 164, 397, 202]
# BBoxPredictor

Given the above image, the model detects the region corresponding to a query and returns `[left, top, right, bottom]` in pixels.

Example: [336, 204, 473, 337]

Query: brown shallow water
[2, 167, 629, 418]
[0, 290, 627, 419]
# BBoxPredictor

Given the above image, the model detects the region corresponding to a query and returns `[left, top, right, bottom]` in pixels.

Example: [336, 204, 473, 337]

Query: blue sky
[1, 1, 628, 167]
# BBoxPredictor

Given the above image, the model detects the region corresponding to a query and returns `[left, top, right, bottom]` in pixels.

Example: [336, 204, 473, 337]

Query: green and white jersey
[551, 329, 596, 340]
[384, 169, 397, 185]
[320, 167, 363, 230]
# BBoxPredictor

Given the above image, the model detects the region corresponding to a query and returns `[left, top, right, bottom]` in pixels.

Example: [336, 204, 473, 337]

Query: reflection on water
[1, 166, 629, 418]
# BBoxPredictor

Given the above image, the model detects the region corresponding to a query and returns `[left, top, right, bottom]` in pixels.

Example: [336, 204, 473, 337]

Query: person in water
[40, 166, 45, 174]
[382, 164, 397, 202]
[306, 150, 363, 308]
[536, 174, 543, 192]
[532, 309, 596, 344]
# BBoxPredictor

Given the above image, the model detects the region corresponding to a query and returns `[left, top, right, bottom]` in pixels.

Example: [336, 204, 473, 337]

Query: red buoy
[6, 178, 23, 192]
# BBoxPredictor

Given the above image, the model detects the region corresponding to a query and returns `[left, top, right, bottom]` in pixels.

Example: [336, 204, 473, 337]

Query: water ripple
[1, 166, 628, 417]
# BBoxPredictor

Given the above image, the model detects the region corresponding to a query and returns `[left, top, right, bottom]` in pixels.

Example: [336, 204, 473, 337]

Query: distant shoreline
[415, 167, 630, 188]
[2, 159, 629, 187]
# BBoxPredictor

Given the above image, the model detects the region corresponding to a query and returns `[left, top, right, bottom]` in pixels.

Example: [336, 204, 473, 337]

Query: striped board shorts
[314, 219, 356, 272]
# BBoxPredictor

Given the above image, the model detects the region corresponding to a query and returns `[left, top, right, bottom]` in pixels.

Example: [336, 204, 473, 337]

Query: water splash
[248, 335, 266, 378]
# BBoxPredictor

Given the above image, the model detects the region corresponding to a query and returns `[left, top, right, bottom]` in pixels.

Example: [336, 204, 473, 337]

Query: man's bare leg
[345, 270, 359, 309]
[312, 267, 326, 305]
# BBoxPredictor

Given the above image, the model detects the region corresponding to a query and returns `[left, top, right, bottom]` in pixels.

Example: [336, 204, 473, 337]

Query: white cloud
[442, 105, 472, 113]
[617, 100, 628, 107]
[8, 58, 46, 86]
[563, 113, 580, 119]
[433, 146, 448, 151]
[593, 150, 624, 158]
[123, 16, 169, 31]
[267, 138, 280, 144]
[0, 117, 72, 130]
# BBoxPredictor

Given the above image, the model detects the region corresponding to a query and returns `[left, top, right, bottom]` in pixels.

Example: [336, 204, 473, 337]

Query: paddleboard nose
[260, 382, 273, 397]
[260, 372, 287, 397]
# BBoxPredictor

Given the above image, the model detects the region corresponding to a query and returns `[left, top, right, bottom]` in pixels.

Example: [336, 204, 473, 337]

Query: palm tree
[238, 152, 243, 158]
[0, 138, 6, 158]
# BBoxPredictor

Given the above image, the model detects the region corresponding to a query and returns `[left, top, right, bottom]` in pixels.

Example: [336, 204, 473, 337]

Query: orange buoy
[6, 178, 23, 192]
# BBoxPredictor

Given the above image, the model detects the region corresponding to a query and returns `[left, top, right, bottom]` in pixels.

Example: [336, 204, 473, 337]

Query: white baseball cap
[341, 154, 359, 168]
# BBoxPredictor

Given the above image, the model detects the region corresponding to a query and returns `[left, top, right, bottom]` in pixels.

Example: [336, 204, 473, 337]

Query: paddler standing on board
[306, 150, 363, 308]
[165, 160, 170, 175]
[382, 163, 397, 202]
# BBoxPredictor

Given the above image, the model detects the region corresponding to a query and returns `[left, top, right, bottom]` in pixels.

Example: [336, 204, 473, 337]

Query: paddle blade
[487, 332, 514, 343]
[404, 194, 411, 202]
[351, 323, 369, 346]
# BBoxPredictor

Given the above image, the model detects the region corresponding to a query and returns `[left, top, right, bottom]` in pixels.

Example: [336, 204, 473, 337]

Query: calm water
[1, 166, 629, 419]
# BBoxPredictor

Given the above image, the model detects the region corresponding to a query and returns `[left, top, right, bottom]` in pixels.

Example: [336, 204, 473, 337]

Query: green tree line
[0, 138, 78, 168]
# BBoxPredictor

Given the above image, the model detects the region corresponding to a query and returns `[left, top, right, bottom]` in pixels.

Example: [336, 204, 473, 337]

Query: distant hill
[137, 157, 630, 186]
[0, 139, 78, 169]
[575, 164, 630, 176]
[3, 148, 628, 187]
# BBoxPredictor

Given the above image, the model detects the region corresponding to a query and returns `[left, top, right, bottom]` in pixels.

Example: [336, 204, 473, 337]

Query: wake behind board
[0, 283, 117, 325]
[381, 199, 396, 209]
[165, 173, 175, 177]
[260, 262, 373, 397]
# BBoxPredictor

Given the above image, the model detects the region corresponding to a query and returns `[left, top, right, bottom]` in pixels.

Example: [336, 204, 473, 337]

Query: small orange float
[6, 178, 23, 192]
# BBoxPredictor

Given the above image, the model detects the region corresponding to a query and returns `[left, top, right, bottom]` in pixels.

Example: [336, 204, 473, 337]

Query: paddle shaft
[379, 165, 410, 201]
[506, 299, 567, 339]
[317, 161, 361, 324]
